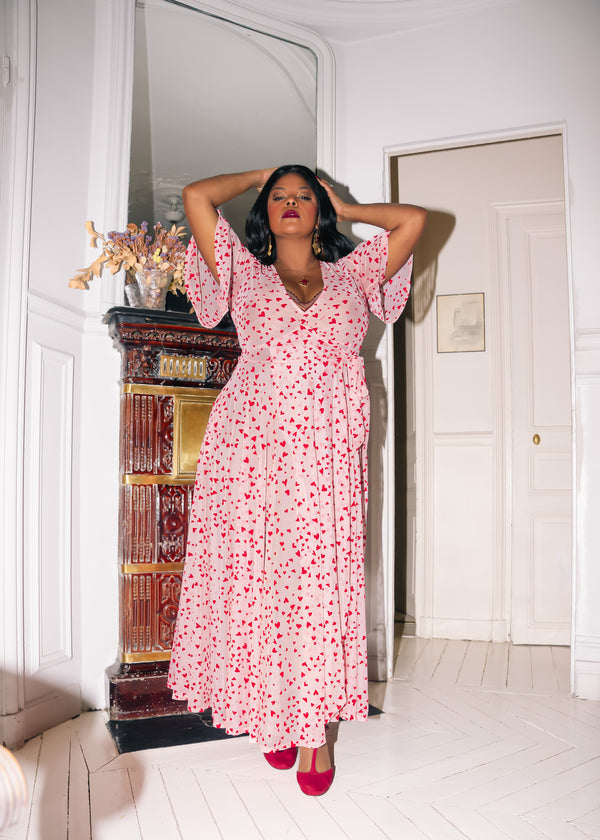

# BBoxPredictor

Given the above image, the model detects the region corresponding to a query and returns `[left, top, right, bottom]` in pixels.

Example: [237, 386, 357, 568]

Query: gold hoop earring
[266, 234, 273, 257]
[312, 228, 322, 256]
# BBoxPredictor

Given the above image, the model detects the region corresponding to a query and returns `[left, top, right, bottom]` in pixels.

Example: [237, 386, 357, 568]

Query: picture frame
[436, 292, 485, 353]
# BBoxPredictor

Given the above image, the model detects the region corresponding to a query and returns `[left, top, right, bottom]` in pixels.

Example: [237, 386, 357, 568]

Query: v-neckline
[284, 286, 323, 311]
[272, 264, 325, 313]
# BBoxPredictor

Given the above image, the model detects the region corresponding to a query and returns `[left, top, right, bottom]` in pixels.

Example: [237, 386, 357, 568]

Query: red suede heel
[263, 746, 298, 770]
[296, 748, 334, 796]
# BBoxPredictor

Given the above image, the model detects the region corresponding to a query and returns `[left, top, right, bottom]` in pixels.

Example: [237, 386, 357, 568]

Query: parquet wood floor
[5, 635, 600, 839]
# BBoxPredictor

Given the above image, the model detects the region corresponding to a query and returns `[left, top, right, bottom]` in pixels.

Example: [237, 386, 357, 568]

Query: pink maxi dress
[167, 212, 412, 751]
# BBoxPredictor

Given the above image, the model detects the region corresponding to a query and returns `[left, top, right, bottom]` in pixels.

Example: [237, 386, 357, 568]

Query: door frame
[383, 125, 576, 682]
[0, 0, 36, 748]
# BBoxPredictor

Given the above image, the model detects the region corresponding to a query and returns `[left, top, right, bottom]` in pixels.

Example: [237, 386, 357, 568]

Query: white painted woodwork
[218, 0, 506, 42]
[8, 635, 600, 840]
[0, 0, 35, 750]
[89, 768, 141, 840]
[402, 315, 418, 625]
[22, 315, 82, 739]
[25, 339, 74, 673]
[496, 202, 572, 644]
[363, 320, 394, 680]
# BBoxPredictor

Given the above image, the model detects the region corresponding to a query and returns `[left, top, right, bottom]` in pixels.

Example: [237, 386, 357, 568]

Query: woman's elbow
[414, 205, 428, 232]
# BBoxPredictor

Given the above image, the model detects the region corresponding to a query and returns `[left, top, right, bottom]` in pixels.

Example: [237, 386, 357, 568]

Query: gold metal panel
[120, 385, 219, 484]
[122, 474, 194, 486]
[122, 383, 221, 399]
[121, 650, 171, 663]
[159, 353, 207, 382]
[121, 563, 184, 575]
[172, 392, 218, 479]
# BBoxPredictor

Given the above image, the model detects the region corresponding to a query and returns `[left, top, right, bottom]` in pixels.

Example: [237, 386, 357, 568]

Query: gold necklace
[277, 263, 318, 287]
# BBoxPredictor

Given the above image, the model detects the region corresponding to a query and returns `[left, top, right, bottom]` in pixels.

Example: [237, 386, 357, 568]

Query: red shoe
[296, 748, 334, 796]
[263, 746, 298, 770]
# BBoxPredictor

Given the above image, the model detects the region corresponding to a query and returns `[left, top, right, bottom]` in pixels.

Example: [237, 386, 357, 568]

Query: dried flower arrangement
[68, 220, 187, 294]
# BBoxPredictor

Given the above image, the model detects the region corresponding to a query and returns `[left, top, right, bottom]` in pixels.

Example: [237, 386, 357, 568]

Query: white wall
[334, 0, 600, 698]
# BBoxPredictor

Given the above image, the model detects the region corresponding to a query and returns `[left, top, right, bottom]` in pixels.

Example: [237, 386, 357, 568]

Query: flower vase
[129, 268, 172, 310]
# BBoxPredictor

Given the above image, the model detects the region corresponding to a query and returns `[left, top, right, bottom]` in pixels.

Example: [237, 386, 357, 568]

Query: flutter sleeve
[183, 211, 247, 328]
[340, 231, 413, 324]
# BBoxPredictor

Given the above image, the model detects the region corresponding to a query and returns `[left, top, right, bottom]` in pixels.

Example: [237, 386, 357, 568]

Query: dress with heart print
[167, 212, 412, 751]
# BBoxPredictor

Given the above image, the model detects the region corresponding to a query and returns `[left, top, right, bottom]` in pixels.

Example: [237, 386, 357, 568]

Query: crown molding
[223, 0, 517, 42]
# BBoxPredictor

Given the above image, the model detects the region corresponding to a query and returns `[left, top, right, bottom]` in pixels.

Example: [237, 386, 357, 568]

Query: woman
[167, 165, 426, 795]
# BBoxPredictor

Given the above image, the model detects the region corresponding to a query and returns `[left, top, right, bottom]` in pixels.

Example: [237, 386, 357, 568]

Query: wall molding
[27, 290, 106, 335]
[0, 0, 36, 740]
[433, 431, 495, 444]
[384, 122, 568, 161]
[224, 0, 516, 43]
[575, 328, 600, 377]
[87, 0, 136, 314]
[24, 341, 75, 673]
[573, 638, 600, 702]
[430, 618, 508, 642]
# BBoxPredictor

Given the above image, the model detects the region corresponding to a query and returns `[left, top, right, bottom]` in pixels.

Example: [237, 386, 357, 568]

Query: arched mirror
[129, 0, 318, 269]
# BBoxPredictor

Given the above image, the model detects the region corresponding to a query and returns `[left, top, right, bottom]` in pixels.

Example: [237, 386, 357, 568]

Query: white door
[500, 202, 572, 645]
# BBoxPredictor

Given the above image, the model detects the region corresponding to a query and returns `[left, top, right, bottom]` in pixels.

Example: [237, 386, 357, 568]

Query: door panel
[503, 204, 571, 644]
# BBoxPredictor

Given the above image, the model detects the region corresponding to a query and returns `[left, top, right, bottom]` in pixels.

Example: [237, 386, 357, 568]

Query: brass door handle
[533, 434, 541, 445]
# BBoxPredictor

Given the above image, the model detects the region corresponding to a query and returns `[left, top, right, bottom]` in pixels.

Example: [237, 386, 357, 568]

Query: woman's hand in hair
[317, 177, 347, 221]
[317, 176, 427, 280]
[256, 168, 278, 192]
[183, 169, 275, 281]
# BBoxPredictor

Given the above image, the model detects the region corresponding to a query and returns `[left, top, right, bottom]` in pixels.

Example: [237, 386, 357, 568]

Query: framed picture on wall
[436, 292, 485, 353]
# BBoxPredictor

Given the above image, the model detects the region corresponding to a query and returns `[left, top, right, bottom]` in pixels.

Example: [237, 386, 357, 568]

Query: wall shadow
[394, 209, 456, 627]
[407, 209, 456, 324]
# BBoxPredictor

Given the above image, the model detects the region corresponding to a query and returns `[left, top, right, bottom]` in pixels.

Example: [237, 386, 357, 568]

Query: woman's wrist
[255, 167, 277, 192]
[335, 201, 355, 223]
[184, 170, 270, 209]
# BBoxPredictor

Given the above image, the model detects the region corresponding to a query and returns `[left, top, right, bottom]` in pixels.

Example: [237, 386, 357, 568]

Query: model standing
[168, 164, 426, 795]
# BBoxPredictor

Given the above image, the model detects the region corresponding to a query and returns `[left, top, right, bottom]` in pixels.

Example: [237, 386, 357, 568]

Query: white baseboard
[0, 689, 81, 750]
[417, 617, 508, 642]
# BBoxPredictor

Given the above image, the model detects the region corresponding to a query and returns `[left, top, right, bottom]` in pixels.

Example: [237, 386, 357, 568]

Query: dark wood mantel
[103, 307, 240, 719]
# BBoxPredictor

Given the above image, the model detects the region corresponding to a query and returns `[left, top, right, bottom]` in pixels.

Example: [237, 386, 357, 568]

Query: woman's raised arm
[319, 180, 427, 282]
[182, 169, 274, 280]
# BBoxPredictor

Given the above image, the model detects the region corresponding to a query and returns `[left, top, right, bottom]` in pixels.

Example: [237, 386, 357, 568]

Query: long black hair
[245, 164, 356, 265]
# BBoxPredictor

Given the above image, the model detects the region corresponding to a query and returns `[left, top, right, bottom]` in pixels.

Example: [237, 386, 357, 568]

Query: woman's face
[266, 173, 319, 241]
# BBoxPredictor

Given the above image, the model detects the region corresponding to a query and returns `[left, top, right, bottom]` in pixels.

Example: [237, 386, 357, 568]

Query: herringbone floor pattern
[5, 635, 600, 839]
